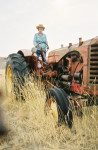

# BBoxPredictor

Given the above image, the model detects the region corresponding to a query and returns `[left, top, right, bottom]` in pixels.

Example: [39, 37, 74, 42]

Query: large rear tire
[45, 88, 73, 128]
[5, 53, 31, 99]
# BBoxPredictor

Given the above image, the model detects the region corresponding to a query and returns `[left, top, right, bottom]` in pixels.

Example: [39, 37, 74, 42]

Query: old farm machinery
[5, 36, 98, 128]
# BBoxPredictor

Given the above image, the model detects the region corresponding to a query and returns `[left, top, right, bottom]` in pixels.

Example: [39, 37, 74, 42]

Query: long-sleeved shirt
[33, 33, 48, 51]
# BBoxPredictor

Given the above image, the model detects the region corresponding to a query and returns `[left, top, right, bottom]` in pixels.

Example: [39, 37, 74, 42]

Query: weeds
[0, 70, 97, 150]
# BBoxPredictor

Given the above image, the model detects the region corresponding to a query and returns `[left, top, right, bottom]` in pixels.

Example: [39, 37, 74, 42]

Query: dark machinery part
[74, 72, 82, 80]
[61, 75, 72, 82]
[74, 70, 83, 84]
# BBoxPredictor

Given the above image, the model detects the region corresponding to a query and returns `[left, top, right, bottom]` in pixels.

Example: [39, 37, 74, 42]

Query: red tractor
[5, 36, 98, 128]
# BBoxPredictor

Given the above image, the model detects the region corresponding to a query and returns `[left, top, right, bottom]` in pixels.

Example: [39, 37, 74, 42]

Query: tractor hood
[48, 36, 98, 64]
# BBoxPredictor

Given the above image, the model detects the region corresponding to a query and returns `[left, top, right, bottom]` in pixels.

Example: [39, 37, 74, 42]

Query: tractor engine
[47, 36, 98, 96]
[55, 51, 83, 91]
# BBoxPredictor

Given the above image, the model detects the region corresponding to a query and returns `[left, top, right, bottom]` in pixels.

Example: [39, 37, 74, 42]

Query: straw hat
[36, 24, 45, 30]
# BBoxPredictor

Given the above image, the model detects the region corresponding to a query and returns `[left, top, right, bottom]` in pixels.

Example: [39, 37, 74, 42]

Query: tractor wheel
[5, 53, 31, 99]
[45, 88, 73, 128]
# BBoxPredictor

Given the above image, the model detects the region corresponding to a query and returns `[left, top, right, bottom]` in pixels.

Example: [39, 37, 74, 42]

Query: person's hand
[47, 46, 49, 50]
[35, 44, 39, 47]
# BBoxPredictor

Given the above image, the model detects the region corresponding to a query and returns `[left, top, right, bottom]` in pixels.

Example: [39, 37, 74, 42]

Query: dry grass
[0, 69, 98, 150]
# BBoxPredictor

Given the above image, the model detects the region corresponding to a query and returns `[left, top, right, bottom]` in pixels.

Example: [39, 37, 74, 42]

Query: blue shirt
[33, 33, 48, 51]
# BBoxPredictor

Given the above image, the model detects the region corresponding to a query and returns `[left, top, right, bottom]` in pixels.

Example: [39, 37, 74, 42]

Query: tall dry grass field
[0, 69, 98, 150]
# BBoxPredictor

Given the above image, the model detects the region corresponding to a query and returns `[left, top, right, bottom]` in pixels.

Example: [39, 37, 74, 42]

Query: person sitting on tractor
[33, 24, 49, 62]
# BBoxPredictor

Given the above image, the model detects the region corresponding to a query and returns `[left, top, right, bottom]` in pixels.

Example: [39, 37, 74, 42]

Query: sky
[0, 0, 98, 57]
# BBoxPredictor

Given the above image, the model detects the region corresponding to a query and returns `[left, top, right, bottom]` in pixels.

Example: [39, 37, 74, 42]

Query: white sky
[0, 0, 98, 57]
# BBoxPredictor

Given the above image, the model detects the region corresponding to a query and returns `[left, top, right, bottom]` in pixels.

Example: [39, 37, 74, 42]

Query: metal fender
[17, 49, 32, 57]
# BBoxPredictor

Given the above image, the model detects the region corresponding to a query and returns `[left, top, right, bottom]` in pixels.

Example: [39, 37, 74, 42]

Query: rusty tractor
[5, 36, 98, 128]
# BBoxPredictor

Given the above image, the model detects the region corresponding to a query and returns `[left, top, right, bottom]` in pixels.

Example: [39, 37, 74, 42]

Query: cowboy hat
[36, 24, 45, 30]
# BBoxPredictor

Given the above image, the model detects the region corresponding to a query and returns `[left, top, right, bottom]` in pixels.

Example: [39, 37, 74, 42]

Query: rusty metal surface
[88, 44, 98, 90]
[48, 35, 98, 95]
[18, 49, 32, 56]
[48, 36, 98, 63]
[25, 55, 38, 71]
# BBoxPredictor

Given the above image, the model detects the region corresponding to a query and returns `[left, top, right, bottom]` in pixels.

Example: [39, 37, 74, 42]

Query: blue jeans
[36, 50, 46, 62]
